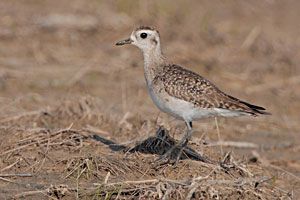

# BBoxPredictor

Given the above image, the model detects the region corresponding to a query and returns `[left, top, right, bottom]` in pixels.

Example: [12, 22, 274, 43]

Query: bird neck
[142, 44, 166, 85]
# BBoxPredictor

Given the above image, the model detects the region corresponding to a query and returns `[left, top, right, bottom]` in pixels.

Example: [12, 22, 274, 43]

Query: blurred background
[0, 0, 299, 197]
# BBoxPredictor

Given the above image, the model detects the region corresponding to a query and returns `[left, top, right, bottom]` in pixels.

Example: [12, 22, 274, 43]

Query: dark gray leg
[178, 121, 193, 146]
[155, 120, 193, 165]
[173, 121, 193, 164]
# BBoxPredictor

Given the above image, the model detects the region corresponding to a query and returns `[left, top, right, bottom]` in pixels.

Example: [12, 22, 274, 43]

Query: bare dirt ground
[0, 0, 299, 199]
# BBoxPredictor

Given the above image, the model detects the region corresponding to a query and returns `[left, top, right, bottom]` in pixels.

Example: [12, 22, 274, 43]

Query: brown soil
[0, 0, 299, 199]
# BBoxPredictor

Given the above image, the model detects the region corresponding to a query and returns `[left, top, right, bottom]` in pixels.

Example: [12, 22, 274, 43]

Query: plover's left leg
[155, 121, 193, 165]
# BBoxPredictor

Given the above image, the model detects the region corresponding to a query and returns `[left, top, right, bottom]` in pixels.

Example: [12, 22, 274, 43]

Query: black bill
[115, 38, 133, 46]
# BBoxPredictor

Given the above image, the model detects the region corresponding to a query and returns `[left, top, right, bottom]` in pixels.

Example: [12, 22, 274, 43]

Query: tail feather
[241, 101, 265, 111]
[240, 101, 271, 115]
[226, 94, 270, 115]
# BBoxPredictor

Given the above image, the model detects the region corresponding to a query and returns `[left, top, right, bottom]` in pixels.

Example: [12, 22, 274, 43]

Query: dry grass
[0, 0, 299, 199]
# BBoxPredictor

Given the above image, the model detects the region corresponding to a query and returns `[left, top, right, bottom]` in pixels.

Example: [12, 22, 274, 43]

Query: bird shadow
[91, 126, 213, 164]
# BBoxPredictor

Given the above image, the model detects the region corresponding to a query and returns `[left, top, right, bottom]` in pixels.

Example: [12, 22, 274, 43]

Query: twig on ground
[0, 173, 32, 177]
[207, 141, 259, 149]
[206, 176, 270, 187]
[104, 171, 111, 184]
[94, 179, 159, 187]
[0, 128, 85, 157]
[0, 177, 15, 183]
[186, 168, 217, 199]
[186, 181, 198, 200]
[0, 109, 46, 123]
[93, 174, 269, 189]
[14, 184, 74, 199]
[14, 190, 46, 199]
[0, 158, 21, 172]
[84, 125, 111, 136]
[162, 187, 172, 200]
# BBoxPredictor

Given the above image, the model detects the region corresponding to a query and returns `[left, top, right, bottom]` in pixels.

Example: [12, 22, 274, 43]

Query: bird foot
[154, 144, 185, 167]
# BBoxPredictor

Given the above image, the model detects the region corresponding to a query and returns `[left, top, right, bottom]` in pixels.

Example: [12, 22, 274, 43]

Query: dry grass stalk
[0, 177, 15, 184]
[0, 109, 47, 124]
[0, 173, 32, 177]
[241, 26, 261, 50]
[207, 141, 259, 149]
[0, 128, 85, 157]
[215, 117, 223, 156]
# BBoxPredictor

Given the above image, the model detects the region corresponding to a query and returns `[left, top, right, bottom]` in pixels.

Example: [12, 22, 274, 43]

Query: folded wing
[159, 64, 270, 116]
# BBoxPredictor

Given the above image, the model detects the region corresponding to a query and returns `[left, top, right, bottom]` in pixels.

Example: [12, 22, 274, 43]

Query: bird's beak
[115, 38, 133, 46]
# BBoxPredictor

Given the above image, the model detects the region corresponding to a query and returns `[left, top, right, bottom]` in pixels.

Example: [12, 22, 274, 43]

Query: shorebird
[116, 26, 269, 163]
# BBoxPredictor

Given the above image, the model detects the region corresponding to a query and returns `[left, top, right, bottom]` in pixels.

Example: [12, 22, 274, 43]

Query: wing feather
[159, 64, 269, 115]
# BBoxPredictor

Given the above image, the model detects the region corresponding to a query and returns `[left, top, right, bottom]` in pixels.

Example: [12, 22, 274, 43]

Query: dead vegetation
[0, 97, 296, 199]
[0, 0, 300, 199]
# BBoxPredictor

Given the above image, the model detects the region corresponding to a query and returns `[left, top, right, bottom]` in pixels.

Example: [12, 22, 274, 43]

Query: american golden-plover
[116, 26, 269, 163]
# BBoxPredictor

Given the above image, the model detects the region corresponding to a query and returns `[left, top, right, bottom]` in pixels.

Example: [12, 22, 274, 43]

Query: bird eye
[140, 33, 147, 39]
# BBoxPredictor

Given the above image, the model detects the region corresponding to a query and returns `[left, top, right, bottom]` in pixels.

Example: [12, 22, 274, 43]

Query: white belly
[148, 86, 246, 121]
[148, 86, 175, 116]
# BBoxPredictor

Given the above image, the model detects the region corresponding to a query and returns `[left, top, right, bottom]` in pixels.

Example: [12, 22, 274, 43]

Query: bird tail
[240, 100, 271, 115]
[225, 93, 271, 116]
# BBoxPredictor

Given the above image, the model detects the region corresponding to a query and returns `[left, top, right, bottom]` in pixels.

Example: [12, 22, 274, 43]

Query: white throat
[142, 45, 163, 66]
[141, 43, 165, 86]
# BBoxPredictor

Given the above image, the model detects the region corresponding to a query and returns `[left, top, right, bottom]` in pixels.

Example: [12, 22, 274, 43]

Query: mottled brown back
[155, 64, 268, 115]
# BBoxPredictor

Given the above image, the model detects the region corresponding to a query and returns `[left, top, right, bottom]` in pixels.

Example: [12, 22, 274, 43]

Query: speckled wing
[157, 64, 268, 115]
